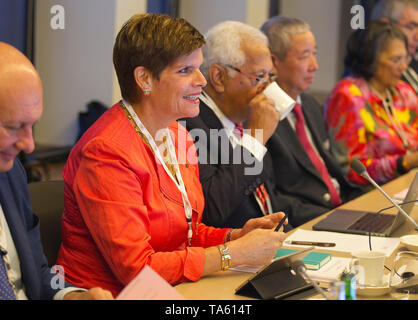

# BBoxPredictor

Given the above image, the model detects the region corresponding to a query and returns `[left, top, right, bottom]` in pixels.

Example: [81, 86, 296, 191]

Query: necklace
[120, 100, 194, 246]
[402, 67, 418, 93]
[368, 84, 410, 150]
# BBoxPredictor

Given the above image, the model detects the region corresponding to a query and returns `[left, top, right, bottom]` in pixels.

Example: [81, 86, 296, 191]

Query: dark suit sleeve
[198, 152, 264, 226]
[12, 161, 61, 299]
[9, 160, 77, 299]
[269, 187, 332, 227]
[26, 214, 58, 299]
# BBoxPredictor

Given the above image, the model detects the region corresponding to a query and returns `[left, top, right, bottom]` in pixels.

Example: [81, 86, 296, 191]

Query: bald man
[0, 42, 113, 300]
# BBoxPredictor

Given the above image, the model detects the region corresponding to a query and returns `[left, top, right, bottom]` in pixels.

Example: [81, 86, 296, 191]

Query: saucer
[400, 235, 418, 252]
[356, 274, 390, 297]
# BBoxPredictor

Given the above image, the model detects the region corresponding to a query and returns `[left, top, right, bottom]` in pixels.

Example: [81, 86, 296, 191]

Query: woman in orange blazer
[57, 13, 287, 297]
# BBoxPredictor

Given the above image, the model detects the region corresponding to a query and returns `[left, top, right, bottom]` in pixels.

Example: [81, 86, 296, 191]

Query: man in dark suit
[261, 16, 362, 227]
[371, 0, 418, 92]
[183, 21, 285, 229]
[0, 42, 112, 299]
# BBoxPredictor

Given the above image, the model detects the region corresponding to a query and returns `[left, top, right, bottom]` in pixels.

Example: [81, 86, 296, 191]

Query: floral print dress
[324, 76, 418, 186]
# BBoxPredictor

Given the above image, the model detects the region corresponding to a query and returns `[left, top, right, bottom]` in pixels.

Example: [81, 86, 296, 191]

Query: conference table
[175, 169, 418, 300]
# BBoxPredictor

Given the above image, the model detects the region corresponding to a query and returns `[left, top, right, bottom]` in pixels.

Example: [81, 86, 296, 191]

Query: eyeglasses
[388, 55, 412, 66]
[223, 64, 277, 86]
[398, 22, 418, 33]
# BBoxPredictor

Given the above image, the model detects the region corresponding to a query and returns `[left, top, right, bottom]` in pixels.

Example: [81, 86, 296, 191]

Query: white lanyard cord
[380, 91, 410, 150]
[121, 100, 194, 245]
[369, 86, 410, 150]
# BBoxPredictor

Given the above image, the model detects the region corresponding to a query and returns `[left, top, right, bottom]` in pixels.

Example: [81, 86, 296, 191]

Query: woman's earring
[143, 88, 152, 96]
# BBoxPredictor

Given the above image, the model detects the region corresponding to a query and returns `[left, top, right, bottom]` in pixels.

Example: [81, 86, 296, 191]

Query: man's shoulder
[301, 92, 321, 107]
[300, 92, 324, 115]
[0, 159, 27, 185]
[181, 103, 218, 132]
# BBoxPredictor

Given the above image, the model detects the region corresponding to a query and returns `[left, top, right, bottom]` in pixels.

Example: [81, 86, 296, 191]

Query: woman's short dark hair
[344, 20, 408, 80]
[113, 13, 205, 104]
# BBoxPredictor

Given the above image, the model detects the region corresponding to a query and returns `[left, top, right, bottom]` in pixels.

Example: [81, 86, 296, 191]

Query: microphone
[350, 159, 418, 230]
[290, 260, 330, 300]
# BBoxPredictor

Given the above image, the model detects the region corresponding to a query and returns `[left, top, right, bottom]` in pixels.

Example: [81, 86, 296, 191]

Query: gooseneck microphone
[290, 260, 330, 300]
[350, 159, 418, 230]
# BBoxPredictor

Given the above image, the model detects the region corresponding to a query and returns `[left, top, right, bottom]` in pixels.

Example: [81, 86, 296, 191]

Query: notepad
[275, 248, 331, 270]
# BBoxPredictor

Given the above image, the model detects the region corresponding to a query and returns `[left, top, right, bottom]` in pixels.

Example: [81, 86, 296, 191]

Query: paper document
[117, 265, 185, 300]
[285, 229, 400, 256]
[306, 257, 351, 282]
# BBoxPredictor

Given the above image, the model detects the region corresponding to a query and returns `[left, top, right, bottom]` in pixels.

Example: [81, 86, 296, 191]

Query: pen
[274, 212, 288, 232]
[286, 240, 336, 247]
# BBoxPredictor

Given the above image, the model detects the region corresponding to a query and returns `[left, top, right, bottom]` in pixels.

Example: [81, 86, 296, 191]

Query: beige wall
[247, 0, 270, 29]
[179, 0, 269, 34]
[34, 0, 145, 146]
[179, 0, 247, 35]
[280, 0, 343, 101]
[34, 0, 345, 146]
[112, 0, 147, 104]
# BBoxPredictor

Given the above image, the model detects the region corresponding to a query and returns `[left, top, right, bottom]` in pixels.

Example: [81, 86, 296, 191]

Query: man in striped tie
[0, 42, 113, 300]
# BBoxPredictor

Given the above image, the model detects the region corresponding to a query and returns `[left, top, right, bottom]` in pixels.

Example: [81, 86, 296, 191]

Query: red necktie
[293, 104, 342, 207]
[233, 123, 244, 138]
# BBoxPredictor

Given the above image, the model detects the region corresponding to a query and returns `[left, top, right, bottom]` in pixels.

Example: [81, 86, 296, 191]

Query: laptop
[312, 173, 418, 237]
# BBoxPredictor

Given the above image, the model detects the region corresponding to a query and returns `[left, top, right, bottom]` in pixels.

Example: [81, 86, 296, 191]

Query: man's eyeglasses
[223, 64, 277, 86]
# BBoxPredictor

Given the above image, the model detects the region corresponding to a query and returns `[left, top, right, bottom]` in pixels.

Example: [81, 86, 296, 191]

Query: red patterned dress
[324, 76, 418, 186]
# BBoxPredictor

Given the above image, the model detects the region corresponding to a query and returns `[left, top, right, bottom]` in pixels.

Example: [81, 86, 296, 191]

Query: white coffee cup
[350, 250, 386, 287]
[262, 81, 296, 121]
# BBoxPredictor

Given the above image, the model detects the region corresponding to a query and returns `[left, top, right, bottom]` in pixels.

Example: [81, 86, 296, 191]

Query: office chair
[28, 180, 64, 267]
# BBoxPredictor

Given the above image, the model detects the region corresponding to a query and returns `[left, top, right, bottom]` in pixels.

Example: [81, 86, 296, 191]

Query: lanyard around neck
[369, 86, 410, 150]
[121, 100, 194, 246]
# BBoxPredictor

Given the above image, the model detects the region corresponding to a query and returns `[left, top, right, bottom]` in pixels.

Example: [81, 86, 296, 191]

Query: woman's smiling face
[149, 48, 207, 121]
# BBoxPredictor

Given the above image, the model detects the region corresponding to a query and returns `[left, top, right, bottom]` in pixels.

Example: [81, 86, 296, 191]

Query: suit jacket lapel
[0, 171, 38, 299]
[198, 102, 235, 159]
[199, 102, 225, 131]
[302, 102, 341, 180]
[278, 118, 323, 180]
[302, 103, 327, 158]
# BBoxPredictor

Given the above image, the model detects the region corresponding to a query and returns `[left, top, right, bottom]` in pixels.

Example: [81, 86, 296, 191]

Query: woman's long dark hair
[344, 20, 408, 80]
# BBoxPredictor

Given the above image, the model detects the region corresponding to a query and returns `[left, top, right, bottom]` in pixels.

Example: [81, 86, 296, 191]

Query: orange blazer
[57, 103, 229, 297]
